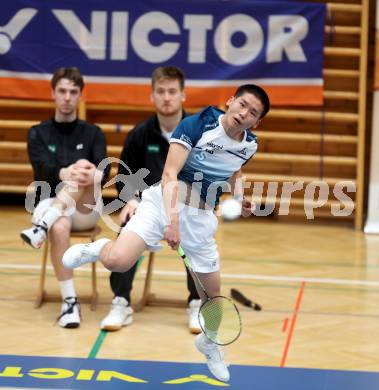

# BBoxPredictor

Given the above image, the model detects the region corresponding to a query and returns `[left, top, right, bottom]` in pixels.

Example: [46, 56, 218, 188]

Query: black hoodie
[27, 118, 109, 198]
[116, 112, 187, 197]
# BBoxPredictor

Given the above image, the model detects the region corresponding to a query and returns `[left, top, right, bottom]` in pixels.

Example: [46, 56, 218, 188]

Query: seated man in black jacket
[20, 67, 108, 328]
[100, 66, 201, 333]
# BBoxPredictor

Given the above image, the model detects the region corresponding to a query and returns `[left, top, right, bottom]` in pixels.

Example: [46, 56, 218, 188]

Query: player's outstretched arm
[161, 143, 189, 249]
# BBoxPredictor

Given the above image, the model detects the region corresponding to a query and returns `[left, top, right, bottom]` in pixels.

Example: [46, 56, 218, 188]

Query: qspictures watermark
[24, 158, 356, 232]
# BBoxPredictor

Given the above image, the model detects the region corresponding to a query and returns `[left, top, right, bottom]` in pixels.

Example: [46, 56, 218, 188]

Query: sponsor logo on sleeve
[180, 134, 193, 147]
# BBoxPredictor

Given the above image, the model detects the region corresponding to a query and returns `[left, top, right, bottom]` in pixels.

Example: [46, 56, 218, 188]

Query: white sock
[59, 279, 77, 300]
[39, 207, 62, 230]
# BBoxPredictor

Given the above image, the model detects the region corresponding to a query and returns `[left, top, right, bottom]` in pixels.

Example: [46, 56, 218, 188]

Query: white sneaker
[195, 333, 230, 382]
[187, 299, 201, 334]
[62, 238, 110, 269]
[20, 222, 47, 249]
[100, 297, 133, 331]
[57, 297, 80, 328]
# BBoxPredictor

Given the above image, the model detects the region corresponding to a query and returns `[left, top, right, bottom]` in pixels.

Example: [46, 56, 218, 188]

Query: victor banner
[0, 0, 326, 106]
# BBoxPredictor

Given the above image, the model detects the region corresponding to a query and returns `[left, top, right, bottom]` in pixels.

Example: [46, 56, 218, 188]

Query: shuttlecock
[220, 198, 241, 221]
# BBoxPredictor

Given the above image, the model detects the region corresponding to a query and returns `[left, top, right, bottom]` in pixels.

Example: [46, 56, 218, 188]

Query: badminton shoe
[62, 238, 110, 269]
[57, 297, 80, 328]
[100, 297, 133, 331]
[195, 333, 230, 382]
[20, 222, 47, 249]
[187, 299, 202, 334]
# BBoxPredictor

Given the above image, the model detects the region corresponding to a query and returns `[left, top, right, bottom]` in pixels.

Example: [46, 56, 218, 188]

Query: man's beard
[158, 106, 180, 117]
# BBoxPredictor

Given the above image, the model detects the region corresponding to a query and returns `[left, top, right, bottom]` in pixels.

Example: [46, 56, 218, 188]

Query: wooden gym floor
[0, 205, 379, 389]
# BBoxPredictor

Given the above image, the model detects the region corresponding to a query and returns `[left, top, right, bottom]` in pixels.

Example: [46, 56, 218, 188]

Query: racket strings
[199, 296, 241, 345]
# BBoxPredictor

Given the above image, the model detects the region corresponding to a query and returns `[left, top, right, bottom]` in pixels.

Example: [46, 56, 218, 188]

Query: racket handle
[231, 288, 262, 311]
[177, 245, 185, 258]
[177, 245, 192, 269]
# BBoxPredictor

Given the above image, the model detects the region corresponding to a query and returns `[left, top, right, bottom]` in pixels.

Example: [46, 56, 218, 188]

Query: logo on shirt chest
[236, 147, 247, 156]
[204, 141, 223, 155]
[206, 141, 223, 151]
[48, 144, 56, 153]
[204, 122, 218, 130]
[147, 144, 160, 153]
[194, 150, 207, 162]
[76, 144, 83, 150]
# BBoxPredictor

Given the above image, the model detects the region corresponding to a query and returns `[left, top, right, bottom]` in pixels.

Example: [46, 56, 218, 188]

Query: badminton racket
[177, 245, 242, 345]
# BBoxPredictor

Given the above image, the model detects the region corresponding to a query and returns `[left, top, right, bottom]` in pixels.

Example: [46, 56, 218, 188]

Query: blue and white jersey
[170, 106, 258, 206]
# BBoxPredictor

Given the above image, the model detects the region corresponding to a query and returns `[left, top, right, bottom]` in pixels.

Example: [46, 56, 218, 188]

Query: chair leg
[134, 252, 155, 312]
[90, 234, 98, 311]
[135, 250, 187, 310]
[90, 262, 98, 311]
[35, 239, 49, 308]
[35, 226, 102, 310]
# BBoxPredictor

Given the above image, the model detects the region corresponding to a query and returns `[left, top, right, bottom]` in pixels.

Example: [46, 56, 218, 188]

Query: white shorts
[32, 198, 100, 231]
[122, 184, 220, 273]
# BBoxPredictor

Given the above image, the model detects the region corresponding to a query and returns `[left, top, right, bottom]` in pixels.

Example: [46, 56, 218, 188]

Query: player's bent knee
[103, 249, 135, 273]
[50, 219, 71, 238]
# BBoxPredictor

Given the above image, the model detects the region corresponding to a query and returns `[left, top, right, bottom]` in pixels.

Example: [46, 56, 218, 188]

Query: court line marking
[88, 330, 108, 359]
[4, 246, 376, 269]
[280, 282, 305, 367]
[1, 263, 379, 287]
[282, 318, 289, 333]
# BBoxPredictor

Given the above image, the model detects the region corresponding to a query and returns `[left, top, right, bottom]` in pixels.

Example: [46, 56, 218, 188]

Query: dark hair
[51, 67, 85, 91]
[234, 84, 270, 119]
[151, 66, 185, 90]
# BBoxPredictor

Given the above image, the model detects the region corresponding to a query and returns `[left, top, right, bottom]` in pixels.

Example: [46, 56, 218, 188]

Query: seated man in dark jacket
[20, 67, 109, 328]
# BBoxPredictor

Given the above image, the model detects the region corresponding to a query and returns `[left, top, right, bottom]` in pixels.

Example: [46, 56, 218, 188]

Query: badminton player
[63, 84, 270, 382]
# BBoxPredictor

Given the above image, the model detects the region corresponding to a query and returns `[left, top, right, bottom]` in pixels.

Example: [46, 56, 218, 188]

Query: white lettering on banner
[0, 8, 37, 55]
[131, 11, 180, 63]
[52, 10, 107, 60]
[1, 8, 311, 65]
[111, 12, 129, 60]
[267, 15, 307, 62]
[214, 14, 264, 66]
[184, 15, 213, 63]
